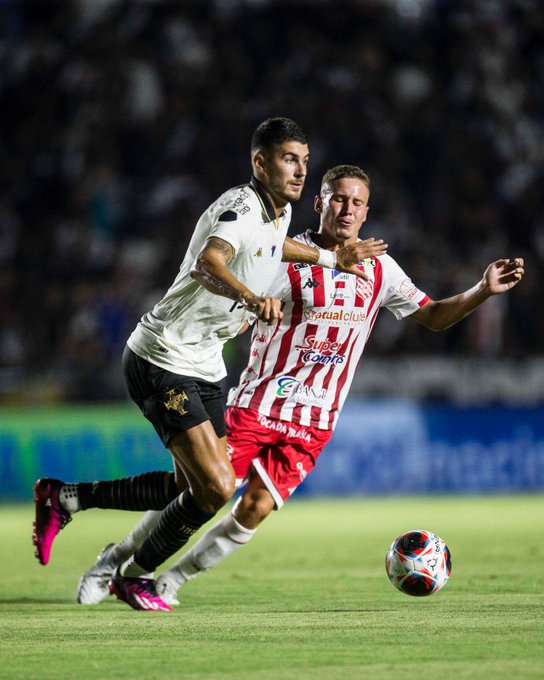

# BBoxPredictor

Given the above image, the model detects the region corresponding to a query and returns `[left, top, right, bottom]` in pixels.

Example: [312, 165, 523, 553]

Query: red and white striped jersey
[227, 230, 429, 430]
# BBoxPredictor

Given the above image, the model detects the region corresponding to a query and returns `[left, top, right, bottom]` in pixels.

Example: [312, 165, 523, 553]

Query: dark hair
[321, 165, 370, 191]
[251, 117, 308, 154]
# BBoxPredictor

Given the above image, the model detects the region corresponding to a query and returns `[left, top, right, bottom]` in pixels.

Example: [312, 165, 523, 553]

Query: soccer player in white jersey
[74, 164, 524, 609]
[32, 120, 387, 611]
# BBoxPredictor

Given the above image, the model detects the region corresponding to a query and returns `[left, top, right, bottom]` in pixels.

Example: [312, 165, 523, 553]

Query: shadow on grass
[0, 597, 81, 604]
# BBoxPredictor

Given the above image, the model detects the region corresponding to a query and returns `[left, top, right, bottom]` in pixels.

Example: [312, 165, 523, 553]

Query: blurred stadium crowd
[1, 0, 543, 402]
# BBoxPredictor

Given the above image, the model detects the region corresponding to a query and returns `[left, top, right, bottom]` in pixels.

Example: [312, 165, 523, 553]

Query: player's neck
[313, 232, 354, 252]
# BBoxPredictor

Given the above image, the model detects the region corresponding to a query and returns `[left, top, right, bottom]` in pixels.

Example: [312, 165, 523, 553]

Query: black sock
[132, 490, 215, 572]
[78, 471, 178, 511]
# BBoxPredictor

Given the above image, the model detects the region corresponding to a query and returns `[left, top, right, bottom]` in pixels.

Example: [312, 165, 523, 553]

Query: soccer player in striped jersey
[33, 120, 387, 611]
[151, 164, 525, 604]
[74, 164, 524, 608]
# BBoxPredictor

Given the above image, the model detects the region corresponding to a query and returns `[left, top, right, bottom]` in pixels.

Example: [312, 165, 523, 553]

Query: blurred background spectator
[1, 0, 543, 404]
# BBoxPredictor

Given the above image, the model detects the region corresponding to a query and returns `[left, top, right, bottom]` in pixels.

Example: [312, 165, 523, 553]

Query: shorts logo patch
[163, 388, 189, 415]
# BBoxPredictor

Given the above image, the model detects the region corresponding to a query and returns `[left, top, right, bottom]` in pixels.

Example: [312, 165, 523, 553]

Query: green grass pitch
[1, 496, 543, 679]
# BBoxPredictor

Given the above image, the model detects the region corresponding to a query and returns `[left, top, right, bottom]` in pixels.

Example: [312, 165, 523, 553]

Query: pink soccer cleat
[109, 568, 173, 612]
[32, 478, 72, 565]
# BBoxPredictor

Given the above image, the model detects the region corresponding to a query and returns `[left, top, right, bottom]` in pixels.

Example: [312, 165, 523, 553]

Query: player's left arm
[281, 236, 387, 280]
[411, 258, 525, 331]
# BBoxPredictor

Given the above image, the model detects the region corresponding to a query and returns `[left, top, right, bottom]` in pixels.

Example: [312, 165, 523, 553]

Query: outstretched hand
[336, 238, 388, 279]
[484, 258, 525, 294]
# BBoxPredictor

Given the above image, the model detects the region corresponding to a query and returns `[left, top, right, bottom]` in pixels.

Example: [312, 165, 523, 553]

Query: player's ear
[252, 151, 266, 175]
[314, 195, 323, 213]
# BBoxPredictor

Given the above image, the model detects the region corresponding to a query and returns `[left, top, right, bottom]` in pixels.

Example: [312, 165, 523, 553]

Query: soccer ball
[385, 529, 452, 597]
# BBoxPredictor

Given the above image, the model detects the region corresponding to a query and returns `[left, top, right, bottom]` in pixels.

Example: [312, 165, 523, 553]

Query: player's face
[315, 177, 369, 246]
[254, 142, 309, 209]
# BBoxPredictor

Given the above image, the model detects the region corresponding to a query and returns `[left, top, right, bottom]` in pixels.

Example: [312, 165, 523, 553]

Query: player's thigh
[125, 353, 226, 448]
[225, 407, 275, 487]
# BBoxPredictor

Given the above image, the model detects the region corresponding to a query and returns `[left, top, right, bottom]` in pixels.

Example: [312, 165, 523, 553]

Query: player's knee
[236, 489, 274, 527]
[195, 469, 235, 512]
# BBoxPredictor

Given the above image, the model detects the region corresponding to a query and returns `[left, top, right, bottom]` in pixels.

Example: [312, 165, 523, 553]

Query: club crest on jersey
[254, 247, 263, 257]
[355, 278, 374, 301]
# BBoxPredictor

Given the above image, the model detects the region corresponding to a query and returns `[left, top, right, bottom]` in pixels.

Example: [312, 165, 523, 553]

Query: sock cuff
[224, 512, 256, 543]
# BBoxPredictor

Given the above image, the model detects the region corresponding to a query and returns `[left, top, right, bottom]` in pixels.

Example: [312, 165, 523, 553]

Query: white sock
[111, 510, 161, 566]
[120, 556, 153, 578]
[161, 511, 256, 586]
[59, 484, 80, 513]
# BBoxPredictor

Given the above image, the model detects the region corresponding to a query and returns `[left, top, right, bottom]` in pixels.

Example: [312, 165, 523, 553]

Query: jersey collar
[249, 176, 287, 222]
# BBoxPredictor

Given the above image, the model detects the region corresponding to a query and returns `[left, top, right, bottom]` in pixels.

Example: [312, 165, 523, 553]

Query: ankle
[59, 484, 80, 513]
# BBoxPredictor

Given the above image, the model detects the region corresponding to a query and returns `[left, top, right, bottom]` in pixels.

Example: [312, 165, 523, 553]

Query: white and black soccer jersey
[228, 230, 430, 430]
[127, 178, 291, 382]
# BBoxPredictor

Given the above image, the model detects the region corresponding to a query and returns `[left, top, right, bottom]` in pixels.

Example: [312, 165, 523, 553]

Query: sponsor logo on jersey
[361, 258, 376, 267]
[302, 309, 366, 326]
[303, 278, 320, 289]
[293, 384, 328, 406]
[233, 190, 251, 215]
[275, 376, 299, 397]
[294, 262, 310, 270]
[153, 340, 169, 354]
[256, 414, 312, 442]
[294, 335, 345, 365]
[275, 376, 328, 406]
[271, 245, 277, 257]
[254, 247, 263, 257]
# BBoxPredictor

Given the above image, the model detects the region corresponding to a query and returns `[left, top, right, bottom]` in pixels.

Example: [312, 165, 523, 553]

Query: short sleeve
[380, 254, 429, 320]
[209, 192, 257, 254]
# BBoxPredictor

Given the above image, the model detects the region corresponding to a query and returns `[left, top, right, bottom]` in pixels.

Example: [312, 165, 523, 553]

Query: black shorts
[122, 345, 227, 447]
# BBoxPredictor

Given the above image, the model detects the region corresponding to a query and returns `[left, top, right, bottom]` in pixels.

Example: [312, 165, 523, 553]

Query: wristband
[316, 249, 338, 270]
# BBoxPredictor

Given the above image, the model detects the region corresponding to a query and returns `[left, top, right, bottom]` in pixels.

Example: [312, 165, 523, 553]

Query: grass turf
[1, 496, 543, 679]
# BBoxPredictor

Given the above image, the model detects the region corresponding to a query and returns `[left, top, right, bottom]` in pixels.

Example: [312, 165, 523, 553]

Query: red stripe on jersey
[247, 264, 304, 412]
[310, 266, 326, 307]
[368, 258, 383, 313]
[353, 263, 372, 308]
[362, 259, 385, 349]
[270, 324, 324, 425]
[326, 260, 383, 427]
[333, 280, 346, 306]
[309, 325, 341, 427]
[326, 326, 357, 428]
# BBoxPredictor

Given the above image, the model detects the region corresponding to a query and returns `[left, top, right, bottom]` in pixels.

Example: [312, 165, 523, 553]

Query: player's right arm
[190, 236, 283, 324]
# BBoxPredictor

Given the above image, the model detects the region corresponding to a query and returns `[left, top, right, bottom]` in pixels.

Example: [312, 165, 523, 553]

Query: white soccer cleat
[156, 572, 182, 607]
[77, 543, 118, 605]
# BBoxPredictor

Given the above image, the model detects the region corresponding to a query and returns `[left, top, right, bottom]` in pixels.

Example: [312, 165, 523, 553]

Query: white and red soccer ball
[385, 529, 452, 597]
